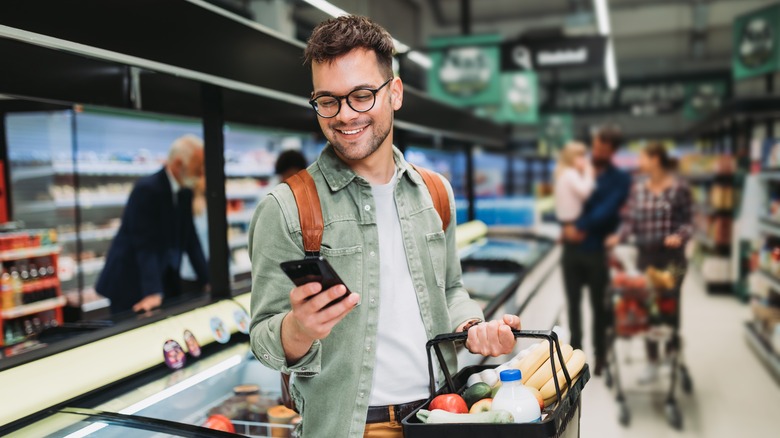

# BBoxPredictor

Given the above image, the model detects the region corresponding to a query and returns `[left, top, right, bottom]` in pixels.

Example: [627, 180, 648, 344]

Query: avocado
[462, 382, 492, 408]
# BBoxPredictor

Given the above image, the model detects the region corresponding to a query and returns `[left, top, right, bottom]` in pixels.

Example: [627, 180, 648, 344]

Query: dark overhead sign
[501, 36, 607, 71]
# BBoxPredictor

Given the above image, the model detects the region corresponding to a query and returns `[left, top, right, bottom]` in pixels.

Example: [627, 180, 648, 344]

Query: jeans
[561, 244, 609, 360]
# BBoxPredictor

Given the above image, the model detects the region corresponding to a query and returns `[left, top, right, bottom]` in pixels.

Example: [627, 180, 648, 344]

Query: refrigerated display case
[404, 145, 469, 224]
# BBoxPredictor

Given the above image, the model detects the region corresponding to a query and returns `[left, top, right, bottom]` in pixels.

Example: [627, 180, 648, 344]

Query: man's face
[180, 149, 204, 189]
[591, 135, 615, 168]
[311, 48, 403, 162]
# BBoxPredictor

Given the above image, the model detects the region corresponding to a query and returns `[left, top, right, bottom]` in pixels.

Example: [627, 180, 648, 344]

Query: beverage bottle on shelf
[10, 265, 23, 307]
[491, 369, 542, 423]
[1, 266, 13, 309]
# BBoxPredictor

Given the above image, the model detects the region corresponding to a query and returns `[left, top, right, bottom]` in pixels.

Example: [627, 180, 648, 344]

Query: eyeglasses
[309, 78, 393, 118]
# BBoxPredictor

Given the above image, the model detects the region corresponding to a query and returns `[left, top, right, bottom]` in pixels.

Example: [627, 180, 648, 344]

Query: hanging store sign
[733, 4, 780, 81]
[539, 114, 573, 151]
[428, 34, 503, 107]
[543, 77, 728, 116]
[501, 36, 607, 71]
[496, 72, 539, 124]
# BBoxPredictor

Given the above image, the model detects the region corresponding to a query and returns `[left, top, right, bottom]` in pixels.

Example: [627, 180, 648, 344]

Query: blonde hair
[555, 141, 587, 180]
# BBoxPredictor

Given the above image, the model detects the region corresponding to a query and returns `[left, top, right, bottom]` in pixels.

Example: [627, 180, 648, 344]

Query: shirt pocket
[320, 245, 363, 295]
[426, 231, 446, 289]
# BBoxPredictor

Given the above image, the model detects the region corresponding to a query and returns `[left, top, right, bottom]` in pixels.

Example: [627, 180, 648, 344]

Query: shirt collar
[165, 166, 181, 198]
[317, 143, 423, 192]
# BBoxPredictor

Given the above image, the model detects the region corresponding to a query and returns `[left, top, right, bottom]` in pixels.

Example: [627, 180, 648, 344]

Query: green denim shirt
[248, 144, 483, 438]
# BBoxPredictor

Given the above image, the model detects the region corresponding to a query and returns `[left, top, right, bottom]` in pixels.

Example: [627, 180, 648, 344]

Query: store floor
[553, 264, 780, 437]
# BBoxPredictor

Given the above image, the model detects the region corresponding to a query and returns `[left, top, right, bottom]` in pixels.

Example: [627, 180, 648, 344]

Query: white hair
[168, 134, 204, 166]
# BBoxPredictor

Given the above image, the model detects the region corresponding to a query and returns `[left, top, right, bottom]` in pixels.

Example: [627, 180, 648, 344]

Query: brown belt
[366, 399, 426, 424]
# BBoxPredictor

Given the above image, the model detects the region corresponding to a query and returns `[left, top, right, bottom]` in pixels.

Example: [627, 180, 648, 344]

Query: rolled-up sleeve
[438, 175, 484, 330]
[248, 187, 322, 376]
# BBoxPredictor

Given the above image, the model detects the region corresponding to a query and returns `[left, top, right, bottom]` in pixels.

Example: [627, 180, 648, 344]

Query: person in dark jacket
[96, 135, 209, 315]
[561, 124, 631, 375]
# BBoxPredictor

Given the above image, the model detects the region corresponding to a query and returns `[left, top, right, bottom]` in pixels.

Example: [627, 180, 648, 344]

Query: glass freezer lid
[8, 407, 239, 438]
[460, 238, 550, 267]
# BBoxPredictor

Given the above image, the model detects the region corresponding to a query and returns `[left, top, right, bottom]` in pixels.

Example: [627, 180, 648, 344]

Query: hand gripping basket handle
[425, 330, 573, 403]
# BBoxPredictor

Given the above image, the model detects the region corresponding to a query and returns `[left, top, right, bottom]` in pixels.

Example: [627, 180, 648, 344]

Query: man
[561, 125, 631, 375]
[275, 149, 308, 181]
[96, 135, 209, 314]
[249, 16, 521, 438]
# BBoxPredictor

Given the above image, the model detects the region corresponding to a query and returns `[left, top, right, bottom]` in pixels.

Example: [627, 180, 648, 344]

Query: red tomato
[429, 394, 468, 413]
[203, 414, 235, 433]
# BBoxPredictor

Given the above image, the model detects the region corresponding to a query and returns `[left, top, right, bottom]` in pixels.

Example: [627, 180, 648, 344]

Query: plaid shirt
[617, 177, 693, 246]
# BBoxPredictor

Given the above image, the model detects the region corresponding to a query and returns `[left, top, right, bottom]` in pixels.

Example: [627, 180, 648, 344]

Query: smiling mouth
[335, 125, 368, 135]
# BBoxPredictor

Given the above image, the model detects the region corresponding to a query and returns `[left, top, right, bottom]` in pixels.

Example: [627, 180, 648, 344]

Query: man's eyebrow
[312, 83, 380, 97]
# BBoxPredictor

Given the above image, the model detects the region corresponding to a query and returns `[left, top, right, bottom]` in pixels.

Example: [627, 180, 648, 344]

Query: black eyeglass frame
[309, 78, 394, 118]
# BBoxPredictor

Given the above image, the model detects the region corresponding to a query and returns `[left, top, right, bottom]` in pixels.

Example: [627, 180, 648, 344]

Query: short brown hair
[304, 15, 395, 79]
[594, 124, 623, 151]
[643, 142, 676, 170]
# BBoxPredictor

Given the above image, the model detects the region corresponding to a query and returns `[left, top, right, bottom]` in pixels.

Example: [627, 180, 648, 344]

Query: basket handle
[425, 329, 573, 404]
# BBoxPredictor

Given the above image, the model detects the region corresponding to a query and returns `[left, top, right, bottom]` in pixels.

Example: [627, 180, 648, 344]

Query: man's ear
[390, 77, 403, 111]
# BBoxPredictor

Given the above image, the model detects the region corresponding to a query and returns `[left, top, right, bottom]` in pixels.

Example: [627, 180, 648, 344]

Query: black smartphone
[280, 257, 351, 308]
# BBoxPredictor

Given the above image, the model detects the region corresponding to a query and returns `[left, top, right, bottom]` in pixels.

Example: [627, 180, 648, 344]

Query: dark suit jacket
[96, 168, 209, 313]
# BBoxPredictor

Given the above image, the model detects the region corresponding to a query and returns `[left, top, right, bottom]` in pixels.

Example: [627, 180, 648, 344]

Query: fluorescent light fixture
[605, 39, 618, 89]
[302, 0, 348, 18]
[593, 0, 618, 89]
[302, 0, 431, 69]
[408, 50, 433, 69]
[64, 355, 243, 438]
[593, 0, 611, 36]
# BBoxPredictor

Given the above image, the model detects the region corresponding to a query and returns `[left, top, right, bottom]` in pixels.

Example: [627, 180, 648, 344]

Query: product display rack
[0, 233, 63, 355]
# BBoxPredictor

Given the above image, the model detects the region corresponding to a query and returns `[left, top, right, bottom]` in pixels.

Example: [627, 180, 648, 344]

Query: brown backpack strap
[412, 165, 451, 232]
[285, 169, 323, 258]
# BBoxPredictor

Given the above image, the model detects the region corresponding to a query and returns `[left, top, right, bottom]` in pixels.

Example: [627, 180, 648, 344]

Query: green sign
[733, 4, 780, 80]
[539, 114, 573, 151]
[428, 34, 503, 107]
[683, 80, 727, 120]
[495, 72, 538, 124]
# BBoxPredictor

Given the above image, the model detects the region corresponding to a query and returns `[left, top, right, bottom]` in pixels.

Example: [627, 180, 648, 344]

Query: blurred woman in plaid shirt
[606, 142, 693, 383]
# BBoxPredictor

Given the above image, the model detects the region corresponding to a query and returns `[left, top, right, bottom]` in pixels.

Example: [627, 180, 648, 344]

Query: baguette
[525, 344, 574, 390]
[539, 349, 586, 400]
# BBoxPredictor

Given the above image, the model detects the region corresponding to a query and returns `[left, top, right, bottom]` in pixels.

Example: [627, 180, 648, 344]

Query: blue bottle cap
[499, 369, 521, 382]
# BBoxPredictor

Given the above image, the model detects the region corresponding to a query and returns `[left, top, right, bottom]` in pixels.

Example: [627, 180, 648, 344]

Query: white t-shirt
[368, 171, 431, 406]
[554, 167, 595, 222]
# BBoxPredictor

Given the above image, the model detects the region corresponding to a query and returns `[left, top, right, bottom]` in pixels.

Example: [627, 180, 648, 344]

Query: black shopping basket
[402, 330, 589, 438]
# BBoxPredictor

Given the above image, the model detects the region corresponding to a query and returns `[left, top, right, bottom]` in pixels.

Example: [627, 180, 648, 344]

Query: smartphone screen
[280, 257, 351, 308]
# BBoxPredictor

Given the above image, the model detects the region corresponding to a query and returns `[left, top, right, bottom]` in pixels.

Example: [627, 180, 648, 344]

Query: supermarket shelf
[229, 235, 249, 250]
[224, 164, 273, 179]
[226, 189, 261, 200]
[74, 258, 105, 277]
[759, 217, 780, 237]
[0, 296, 66, 320]
[0, 245, 60, 261]
[227, 210, 254, 224]
[58, 227, 119, 244]
[56, 161, 160, 177]
[744, 321, 780, 384]
[15, 195, 128, 214]
[10, 167, 55, 181]
[759, 269, 780, 293]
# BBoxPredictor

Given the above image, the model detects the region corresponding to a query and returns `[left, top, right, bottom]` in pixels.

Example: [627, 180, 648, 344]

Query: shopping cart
[402, 330, 589, 438]
[603, 264, 693, 430]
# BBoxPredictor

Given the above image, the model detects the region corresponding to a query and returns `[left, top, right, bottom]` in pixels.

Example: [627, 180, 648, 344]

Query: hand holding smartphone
[280, 257, 351, 309]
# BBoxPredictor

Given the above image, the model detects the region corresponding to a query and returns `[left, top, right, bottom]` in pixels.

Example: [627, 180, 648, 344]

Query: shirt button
[301, 367, 306, 371]
[370, 251, 376, 257]
[370, 298, 376, 304]
[359, 392, 365, 398]
[263, 354, 269, 360]
[364, 205, 371, 211]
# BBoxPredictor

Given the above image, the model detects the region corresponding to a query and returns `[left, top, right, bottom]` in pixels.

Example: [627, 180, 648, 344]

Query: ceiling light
[302, 0, 347, 18]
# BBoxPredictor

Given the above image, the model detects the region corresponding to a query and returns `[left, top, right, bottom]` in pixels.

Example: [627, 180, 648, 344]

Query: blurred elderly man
[96, 135, 209, 315]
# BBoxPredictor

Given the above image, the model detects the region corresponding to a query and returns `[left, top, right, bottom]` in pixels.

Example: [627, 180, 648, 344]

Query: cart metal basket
[402, 330, 589, 438]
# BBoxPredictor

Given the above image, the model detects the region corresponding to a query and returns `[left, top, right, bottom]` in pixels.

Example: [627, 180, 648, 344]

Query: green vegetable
[462, 382, 492, 408]
[416, 409, 514, 424]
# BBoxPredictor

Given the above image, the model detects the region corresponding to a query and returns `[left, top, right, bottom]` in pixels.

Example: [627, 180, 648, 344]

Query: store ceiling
[291, 0, 778, 81]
